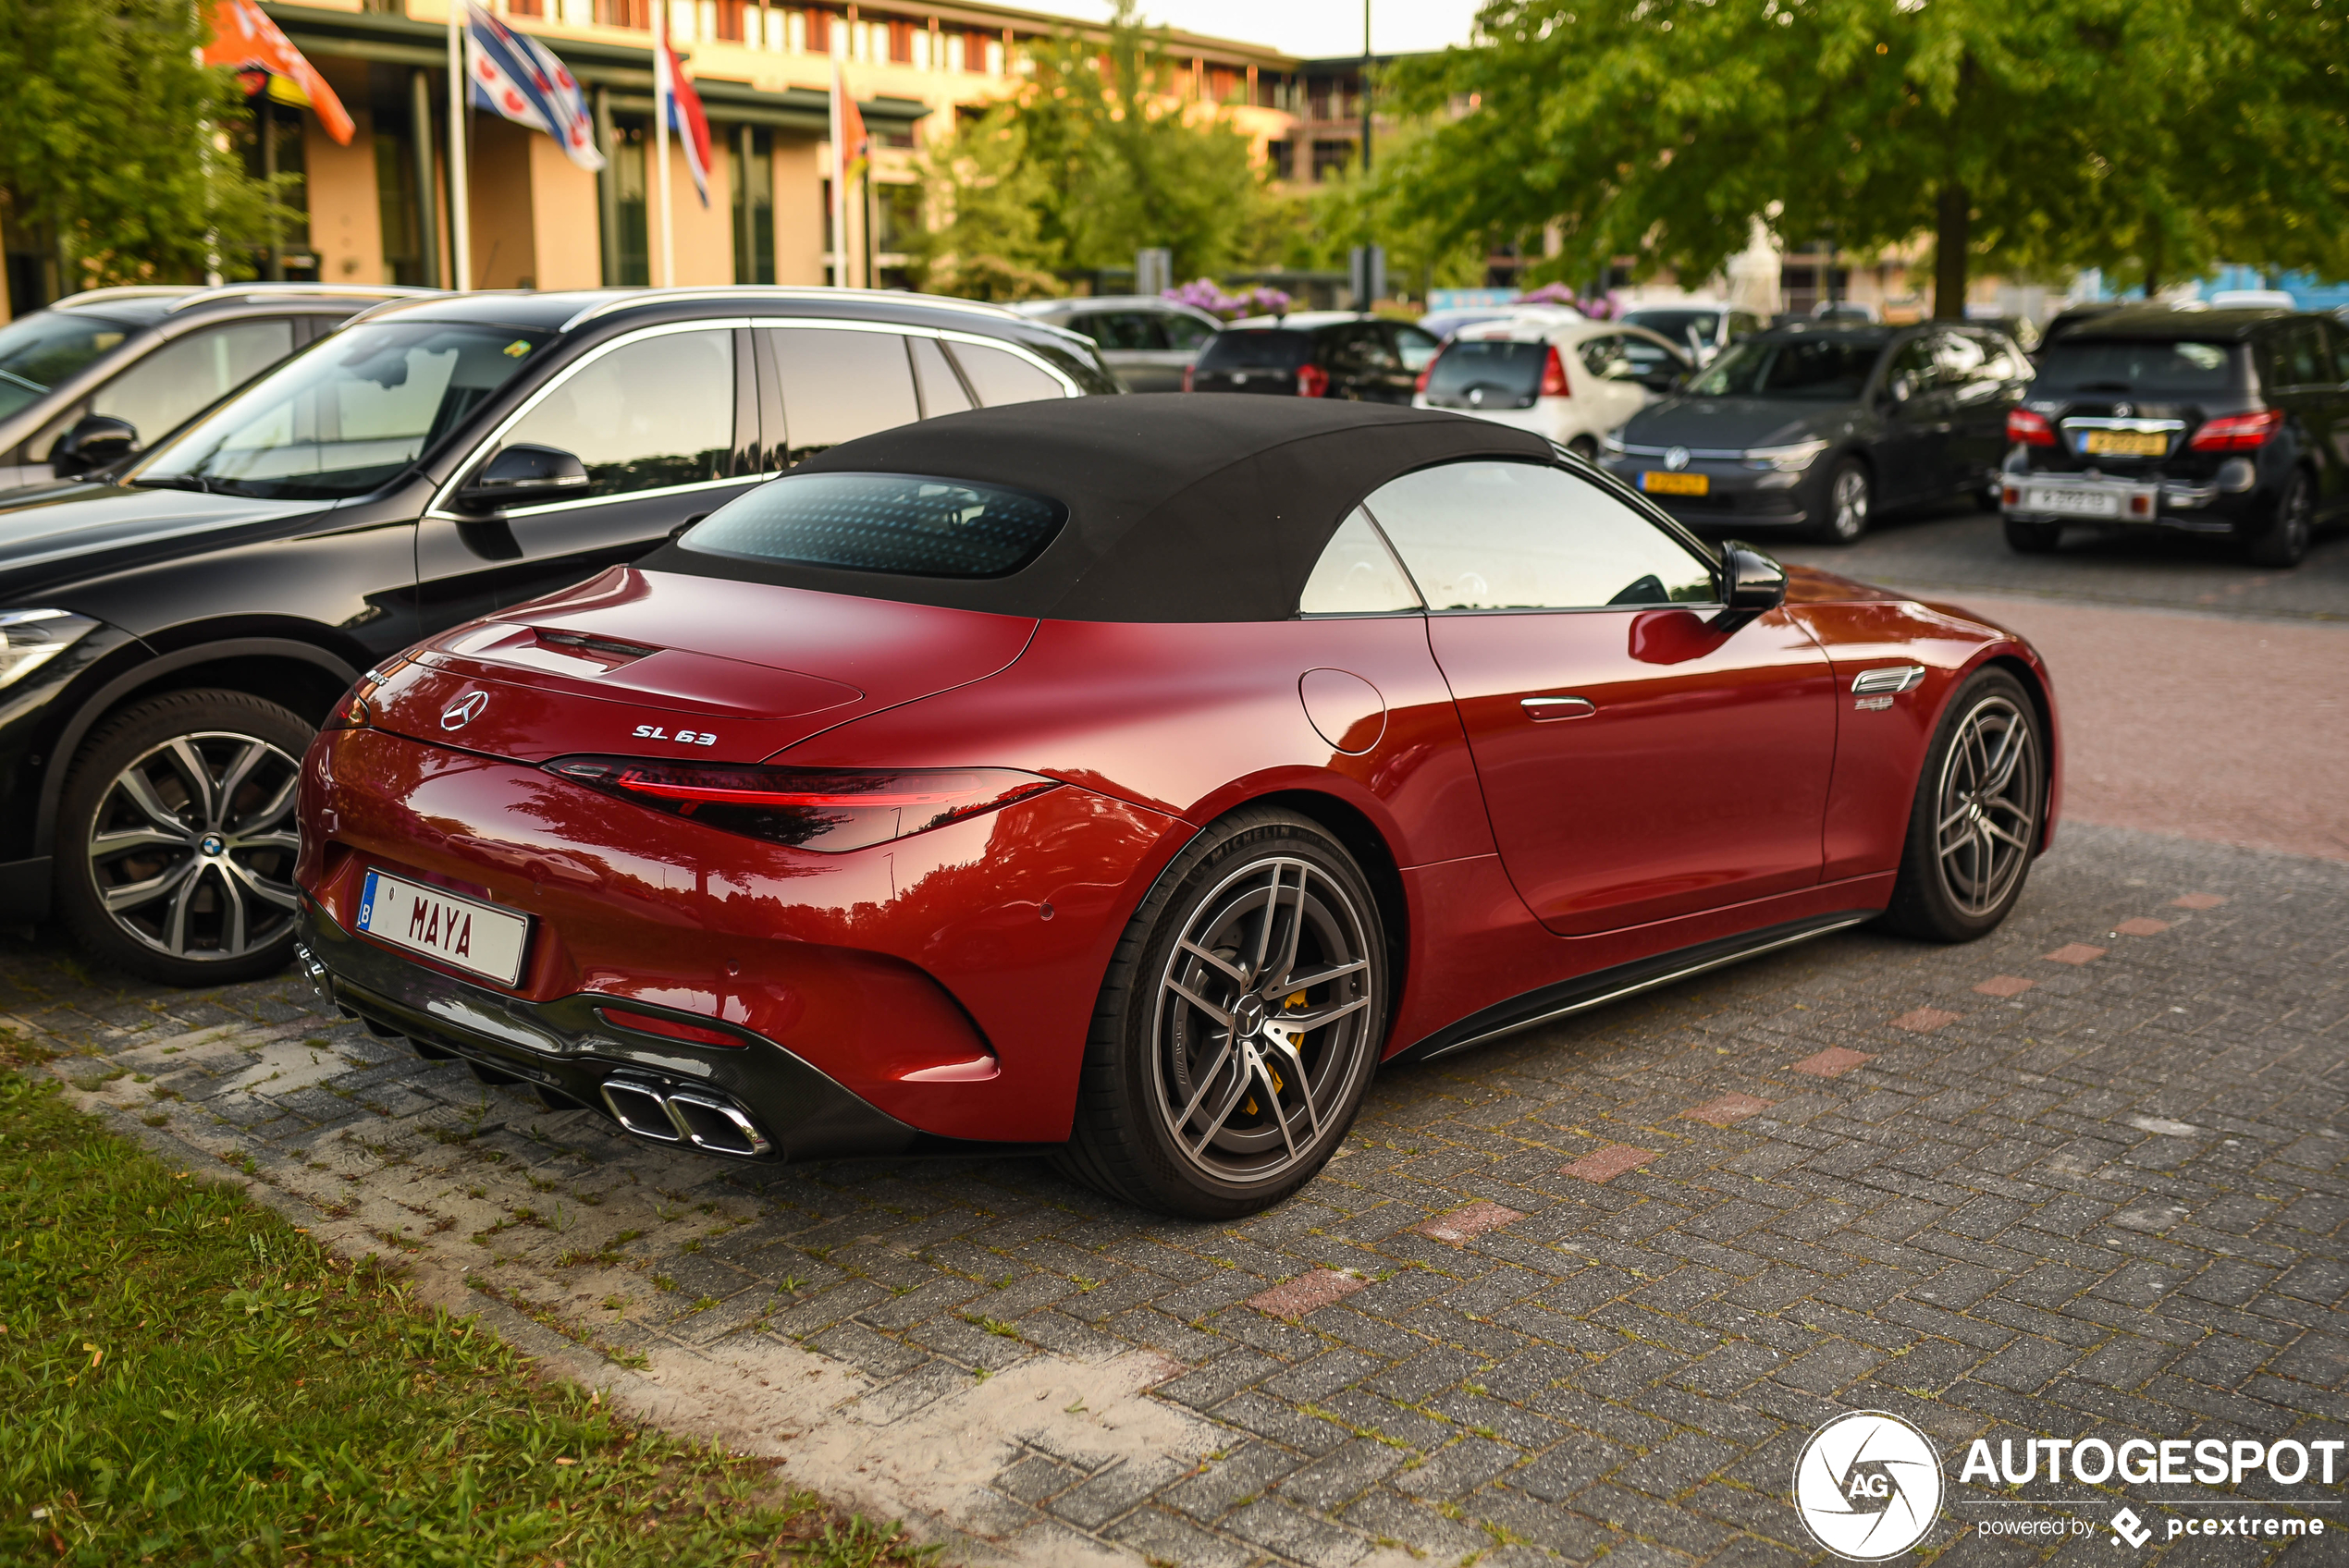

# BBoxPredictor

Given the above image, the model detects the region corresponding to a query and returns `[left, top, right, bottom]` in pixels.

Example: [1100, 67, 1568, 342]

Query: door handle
[1522, 696, 1595, 720]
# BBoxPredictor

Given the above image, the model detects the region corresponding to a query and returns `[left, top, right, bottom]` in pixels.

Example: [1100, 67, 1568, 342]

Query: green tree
[0, 0, 281, 289]
[913, 0, 1268, 296]
[1382, 0, 2349, 315]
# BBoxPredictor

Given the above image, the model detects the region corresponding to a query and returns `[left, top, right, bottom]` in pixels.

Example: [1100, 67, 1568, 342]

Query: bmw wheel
[2246, 467, 2315, 569]
[1810, 458, 1872, 544]
[1879, 669, 2046, 942]
[1058, 808, 1388, 1219]
[57, 690, 311, 986]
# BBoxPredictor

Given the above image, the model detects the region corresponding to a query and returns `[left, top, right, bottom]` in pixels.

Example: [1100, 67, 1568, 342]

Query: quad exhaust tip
[598, 1075, 773, 1158]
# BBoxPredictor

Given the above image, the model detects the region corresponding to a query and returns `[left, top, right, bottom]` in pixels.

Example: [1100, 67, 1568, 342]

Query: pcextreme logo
[1793, 1411, 1945, 1560]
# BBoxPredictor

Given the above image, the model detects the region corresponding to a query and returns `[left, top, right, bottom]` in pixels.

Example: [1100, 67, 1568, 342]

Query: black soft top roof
[646, 394, 1551, 622]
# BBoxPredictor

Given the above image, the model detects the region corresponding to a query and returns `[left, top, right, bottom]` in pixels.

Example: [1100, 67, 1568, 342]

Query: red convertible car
[295, 398, 2059, 1218]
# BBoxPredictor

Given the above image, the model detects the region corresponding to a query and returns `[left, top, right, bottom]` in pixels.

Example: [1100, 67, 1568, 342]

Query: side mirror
[52, 414, 140, 478]
[459, 443, 590, 510]
[1708, 540, 1788, 633]
[1886, 374, 1914, 405]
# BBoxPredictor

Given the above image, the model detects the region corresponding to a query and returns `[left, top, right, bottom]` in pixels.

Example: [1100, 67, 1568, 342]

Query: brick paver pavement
[6, 819, 2343, 1564]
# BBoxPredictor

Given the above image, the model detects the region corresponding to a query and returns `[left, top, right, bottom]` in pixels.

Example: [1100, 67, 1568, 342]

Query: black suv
[0, 287, 1116, 984]
[1185, 312, 1440, 401]
[0, 284, 431, 491]
[2000, 306, 2346, 567]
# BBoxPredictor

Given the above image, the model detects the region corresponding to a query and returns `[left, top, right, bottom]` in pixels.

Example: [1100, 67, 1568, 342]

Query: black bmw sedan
[0, 287, 1115, 986]
[1599, 322, 2031, 542]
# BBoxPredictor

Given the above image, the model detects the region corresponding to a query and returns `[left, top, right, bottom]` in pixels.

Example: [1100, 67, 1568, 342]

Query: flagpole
[447, 1, 472, 291]
[653, 0, 674, 287]
[828, 60, 846, 288]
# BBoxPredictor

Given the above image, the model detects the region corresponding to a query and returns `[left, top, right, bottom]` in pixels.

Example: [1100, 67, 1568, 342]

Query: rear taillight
[1414, 352, 1439, 395]
[1539, 345, 1569, 398]
[2188, 408, 2281, 451]
[1181, 363, 1195, 392]
[545, 758, 1061, 853]
[2006, 409, 2056, 447]
[1296, 363, 1330, 398]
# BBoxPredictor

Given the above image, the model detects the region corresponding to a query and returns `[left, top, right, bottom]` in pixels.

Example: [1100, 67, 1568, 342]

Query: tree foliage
[1381, 0, 2349, 314]
[913, 0, 1267, 297]
[0, 0, 282, 288]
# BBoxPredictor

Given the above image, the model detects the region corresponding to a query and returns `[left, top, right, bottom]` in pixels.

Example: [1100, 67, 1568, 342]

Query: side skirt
[1389, 910, 1876, 1065]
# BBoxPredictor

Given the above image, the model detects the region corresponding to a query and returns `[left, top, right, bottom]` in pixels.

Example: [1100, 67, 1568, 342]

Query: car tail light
[545, 758, 1061, 853]
[1415, 349, 1441, 395]
[1181, 363, 1195, 392]
[596, 1005, 746, 1047]
[2188, 408, 2281, 451]
[1539, 346, 1569, 398]
[2006, 409, 2056, 447]
[1296, 362, 1330, 398]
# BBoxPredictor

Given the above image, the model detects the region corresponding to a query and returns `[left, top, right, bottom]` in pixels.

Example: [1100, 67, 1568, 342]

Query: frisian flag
[464, 2, 605, 172]
[657, 37, 713, 207]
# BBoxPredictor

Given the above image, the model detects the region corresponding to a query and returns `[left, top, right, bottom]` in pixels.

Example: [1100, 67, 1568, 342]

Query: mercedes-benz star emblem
[441, 692, 489, 730]
[1665, 446, 1691, 471]
[2112, 401, 2133, 419]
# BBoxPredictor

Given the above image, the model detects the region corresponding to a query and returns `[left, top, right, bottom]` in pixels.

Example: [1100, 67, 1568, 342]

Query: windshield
[2035, 338, 2240, 393]
[1198, 330, 1311, 370]
[131, 322, 547, 499]
[1688, 337, 1881, 399]
[1622, 310, 1719, 352]
[0, 312, 135, 420]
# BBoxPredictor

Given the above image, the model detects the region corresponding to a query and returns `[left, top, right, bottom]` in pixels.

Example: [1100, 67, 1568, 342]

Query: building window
[1265, 140, 1293, 180]
[1206, 65, 1237, 102]
[374, 132, 426, 286]
[715, 0, 744, 40]
[732, 126, 774, 284]
[889, 20, 913, 63]
[1310, 139, 1354, 182]
[608, 119, 649, 285]
[962, 30, 985, 71]
[597, 0, 648, 27]
[509, 0, 544, 15]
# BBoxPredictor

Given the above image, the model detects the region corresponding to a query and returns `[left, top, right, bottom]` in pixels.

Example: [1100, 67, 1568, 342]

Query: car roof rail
[556, 285, 1022, 333]
[162, 283, 442, 313]
[55, 286, 202, 308]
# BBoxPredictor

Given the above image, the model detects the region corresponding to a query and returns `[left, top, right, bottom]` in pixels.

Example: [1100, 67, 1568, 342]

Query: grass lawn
[0, 1071, 935, 1566]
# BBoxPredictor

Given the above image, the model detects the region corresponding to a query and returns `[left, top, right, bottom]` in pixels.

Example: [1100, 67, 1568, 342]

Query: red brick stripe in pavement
[2172, 892, 2230, 910]
[1789, 1047, 1874, 1078]
[1412, 1200, 1525, 1244]
[1560, 1145, 1656, 1184]
[1248, 1269, 1367, 1317]
[2115, 917, 2171, 936]
[1681, 1093, 1775, 1126]
[1974, 974, 2035, 997]
[2045, 943, 2107, 965]
[1891, 1008, 1962, 1033]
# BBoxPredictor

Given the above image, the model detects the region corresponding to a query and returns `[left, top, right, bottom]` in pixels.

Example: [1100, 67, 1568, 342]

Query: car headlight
[1742, 438, 1830, 472]
[1598, 429, 1628, 455]
[0, 608, 99, 690]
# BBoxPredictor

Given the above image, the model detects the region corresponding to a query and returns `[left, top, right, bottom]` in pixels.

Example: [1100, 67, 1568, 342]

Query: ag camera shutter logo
[1793, 1411, 1945, 1559]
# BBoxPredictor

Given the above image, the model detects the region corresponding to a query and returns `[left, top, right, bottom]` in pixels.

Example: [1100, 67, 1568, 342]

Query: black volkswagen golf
[0, 288, 1115, 984]
[1999, 305, 2347, 567]
[1599, 321, 2030, 542]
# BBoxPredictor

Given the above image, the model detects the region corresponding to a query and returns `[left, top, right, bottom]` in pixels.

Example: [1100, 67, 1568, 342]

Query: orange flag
[203, 0, 355, 146]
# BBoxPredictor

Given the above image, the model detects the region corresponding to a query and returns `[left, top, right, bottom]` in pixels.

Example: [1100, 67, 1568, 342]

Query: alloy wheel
[84, 730, 302, 962]
[1930, 696, 2041, 919]
[1830, 464, 1871, 541]
[1150, 854, 1379, 1186]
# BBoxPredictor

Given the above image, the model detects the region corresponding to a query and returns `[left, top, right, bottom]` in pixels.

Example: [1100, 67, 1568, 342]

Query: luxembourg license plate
[356, 869, 531, 986]
[2080, 429, 2168, 457]
[1642, 471, 1708, 496]
[2025, 484, 2121, 518]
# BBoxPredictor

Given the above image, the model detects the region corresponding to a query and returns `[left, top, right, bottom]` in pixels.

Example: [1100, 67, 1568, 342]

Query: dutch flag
[657, 37, 713, 208]
[464, 2, 605, 172]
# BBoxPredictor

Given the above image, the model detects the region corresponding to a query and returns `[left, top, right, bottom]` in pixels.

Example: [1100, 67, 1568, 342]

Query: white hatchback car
[1412, 315, 1691, 459]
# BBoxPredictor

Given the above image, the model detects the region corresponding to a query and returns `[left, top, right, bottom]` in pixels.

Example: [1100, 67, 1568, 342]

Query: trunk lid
[365, 566, 1037, 765]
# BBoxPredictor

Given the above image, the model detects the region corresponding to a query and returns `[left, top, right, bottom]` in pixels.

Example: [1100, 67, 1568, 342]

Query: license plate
[2024, 485, 2121, 518]
[2080, 429, 2168, 457]
[356, 869, 531, 986]
[1642, 471, 1709, 496]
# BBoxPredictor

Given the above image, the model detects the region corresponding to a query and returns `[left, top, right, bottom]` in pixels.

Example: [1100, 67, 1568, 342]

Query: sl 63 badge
[633, 725, 719, 746]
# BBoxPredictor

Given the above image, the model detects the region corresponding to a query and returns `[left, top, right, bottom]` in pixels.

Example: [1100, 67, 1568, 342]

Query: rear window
[1622, 310, 1719, 349]
[682, 471, 1066, 579]
[1198, 330, 1311, 370]
[1424, 340, 1546, 405]
[2035, 338, 2240, 393]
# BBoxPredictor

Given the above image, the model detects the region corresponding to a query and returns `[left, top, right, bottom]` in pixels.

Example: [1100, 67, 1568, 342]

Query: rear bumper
[298, 902, 944, 1162]
[2000, 466, 2262, 533]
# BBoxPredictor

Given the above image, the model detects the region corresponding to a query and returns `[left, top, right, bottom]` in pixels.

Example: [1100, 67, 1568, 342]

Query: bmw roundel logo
[1665, 446, 1691, 471]
[441, 692, 489, 730]
[1791, 1411, 1943, 1560]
